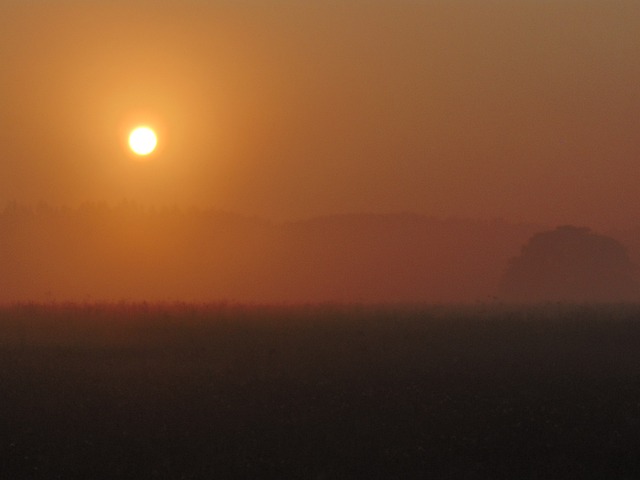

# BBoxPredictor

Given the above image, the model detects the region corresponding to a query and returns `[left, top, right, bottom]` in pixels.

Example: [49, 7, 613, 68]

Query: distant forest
[1, 202, 638, 304]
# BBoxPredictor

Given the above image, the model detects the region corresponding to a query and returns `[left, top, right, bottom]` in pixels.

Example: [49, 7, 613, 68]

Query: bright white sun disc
[129, 127, 157, 156]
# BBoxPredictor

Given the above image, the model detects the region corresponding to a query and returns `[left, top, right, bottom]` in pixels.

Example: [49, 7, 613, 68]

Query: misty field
[1, 303, 640, 479]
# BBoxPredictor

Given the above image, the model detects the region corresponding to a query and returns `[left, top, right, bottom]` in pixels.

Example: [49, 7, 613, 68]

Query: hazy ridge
[5, 203, 638, 304]
[1, 203, 547, 303]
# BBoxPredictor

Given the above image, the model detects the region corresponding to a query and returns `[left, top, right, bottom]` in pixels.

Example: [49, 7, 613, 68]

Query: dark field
[1, 304, 640, 479]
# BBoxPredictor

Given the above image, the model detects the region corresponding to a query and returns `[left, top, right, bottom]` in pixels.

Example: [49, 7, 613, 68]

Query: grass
[1, 303, 640, 478]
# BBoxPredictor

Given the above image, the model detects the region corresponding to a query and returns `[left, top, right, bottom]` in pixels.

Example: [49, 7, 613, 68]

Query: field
[1, 303, 640, 479]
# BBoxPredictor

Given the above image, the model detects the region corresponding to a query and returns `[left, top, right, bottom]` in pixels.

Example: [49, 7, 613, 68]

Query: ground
[1, 303, 639, 479]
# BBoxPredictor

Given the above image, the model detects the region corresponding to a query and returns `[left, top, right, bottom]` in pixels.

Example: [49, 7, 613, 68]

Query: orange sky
[1, 0, 639, 229]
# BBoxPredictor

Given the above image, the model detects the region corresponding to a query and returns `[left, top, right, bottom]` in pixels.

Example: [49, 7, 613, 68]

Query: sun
[129, 126, 157, 156]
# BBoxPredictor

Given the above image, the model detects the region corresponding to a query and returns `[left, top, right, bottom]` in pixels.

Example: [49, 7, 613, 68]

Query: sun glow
[129, 127, 157, 156]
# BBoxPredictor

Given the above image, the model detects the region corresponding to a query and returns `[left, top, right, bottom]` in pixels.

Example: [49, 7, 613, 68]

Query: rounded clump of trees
[500, 226, 638, 303]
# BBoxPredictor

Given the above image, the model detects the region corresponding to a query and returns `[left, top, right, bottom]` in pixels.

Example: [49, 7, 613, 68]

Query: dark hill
[501, 226, 638, 303]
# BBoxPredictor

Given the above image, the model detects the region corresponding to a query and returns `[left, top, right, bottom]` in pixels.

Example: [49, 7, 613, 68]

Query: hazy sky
[1, 0, 639, 228]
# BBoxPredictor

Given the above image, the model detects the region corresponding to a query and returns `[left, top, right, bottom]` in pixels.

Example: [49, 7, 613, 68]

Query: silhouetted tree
[500, 226, 638, 302]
